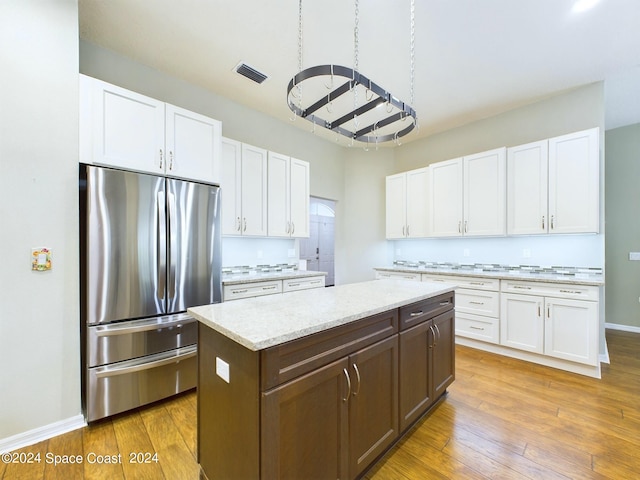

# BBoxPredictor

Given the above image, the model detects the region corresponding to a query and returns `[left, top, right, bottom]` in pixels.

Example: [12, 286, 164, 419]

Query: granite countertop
[375, 262, 604, 286]
[222, 269, 327, 285]
[188, 280, 456, 351]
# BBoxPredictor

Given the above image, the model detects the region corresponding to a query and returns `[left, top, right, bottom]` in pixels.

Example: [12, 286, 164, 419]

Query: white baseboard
[605, 322, 640, 334]
[0, 414, 86, 454]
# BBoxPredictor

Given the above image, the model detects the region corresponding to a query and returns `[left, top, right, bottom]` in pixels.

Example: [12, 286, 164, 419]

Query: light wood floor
[2, 329, 639, 479]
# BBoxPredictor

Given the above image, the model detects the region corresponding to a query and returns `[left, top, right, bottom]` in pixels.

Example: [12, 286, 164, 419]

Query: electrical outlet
[216, 357, 230, 383]
[629, 252, 640, 261]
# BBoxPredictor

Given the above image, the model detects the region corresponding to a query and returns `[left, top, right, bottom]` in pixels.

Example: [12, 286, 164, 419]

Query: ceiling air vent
[235, 62, 268, 84]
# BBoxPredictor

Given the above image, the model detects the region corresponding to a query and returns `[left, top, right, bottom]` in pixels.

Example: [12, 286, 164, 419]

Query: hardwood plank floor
[3, 329, 639, 479]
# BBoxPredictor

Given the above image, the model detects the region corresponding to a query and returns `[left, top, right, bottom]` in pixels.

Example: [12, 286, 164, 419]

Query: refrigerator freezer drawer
[88, 314, 197, 367]
[86, 346, 197, 422]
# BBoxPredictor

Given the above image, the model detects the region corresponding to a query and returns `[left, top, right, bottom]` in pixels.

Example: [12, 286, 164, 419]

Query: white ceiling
[79, 0, 640, 145]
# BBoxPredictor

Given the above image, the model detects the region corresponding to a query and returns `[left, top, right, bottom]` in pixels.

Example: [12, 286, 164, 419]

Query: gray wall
[0, 0, 80, 441]
[605, 124, 640, 328]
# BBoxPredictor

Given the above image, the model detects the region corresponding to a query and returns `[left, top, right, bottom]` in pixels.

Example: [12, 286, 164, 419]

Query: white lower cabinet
[500, 281, 599, 366]
[223, 275, 325, 301]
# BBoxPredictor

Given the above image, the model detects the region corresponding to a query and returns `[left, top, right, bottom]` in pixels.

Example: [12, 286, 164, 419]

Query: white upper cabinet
[267, 152, 310, 238]
[385, 167, 430, 239]
[430, 159, 463, 237]
[548, 128, 600, 234]
[507, 128, 599, 235]
[82, 75, 221, 184]
[165, 104, 221, 184]
[221, 138, 268, 236]
[507, 140, 549, 235]
[430, 148, 506, 237]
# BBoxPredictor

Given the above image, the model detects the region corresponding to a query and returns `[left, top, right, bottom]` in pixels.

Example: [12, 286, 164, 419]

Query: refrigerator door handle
[167, 191, 177, 301]
[157, 191, 167, 300]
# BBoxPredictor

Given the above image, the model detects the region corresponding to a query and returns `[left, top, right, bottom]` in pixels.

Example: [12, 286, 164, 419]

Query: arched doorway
[300, 197, 336, 286]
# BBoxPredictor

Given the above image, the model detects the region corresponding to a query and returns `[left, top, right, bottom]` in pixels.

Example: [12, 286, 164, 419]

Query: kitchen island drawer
[224, 280, 282, 301]
[456, 313, 499, 344]
[399, 291, 454, 330]
[282, 275, 325, 292]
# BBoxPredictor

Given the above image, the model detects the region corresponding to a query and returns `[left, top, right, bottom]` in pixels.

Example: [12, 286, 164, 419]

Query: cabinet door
[386, 173, 407, 239]
[399, 320, 432, 431]
[432, 310, 455, 399]
[507, 140, 548, 235]
[500, 293, 544, 354]
[430, 158, 463, 237]
[267, 151, 290, 237]
[545, 298, 598, 365]
[348, 336, 398, 479]
[548, 128, 599, 234]
[92, 78, 165, 174]
[261, 358, 349, 480]
[241, 144, 268, 236]
[463, 147, 506, 236]
[289, 157, 310, 238]
[221, 138, 242, 235]
[406, 167, 430, 237]
[165, 104, 221, 183]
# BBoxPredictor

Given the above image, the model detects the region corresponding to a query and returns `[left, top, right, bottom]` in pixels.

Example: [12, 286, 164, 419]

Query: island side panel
[198, 323, 260, 480]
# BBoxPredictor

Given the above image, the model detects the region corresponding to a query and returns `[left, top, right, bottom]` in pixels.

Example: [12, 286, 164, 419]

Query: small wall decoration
[32, 247, 52, 271]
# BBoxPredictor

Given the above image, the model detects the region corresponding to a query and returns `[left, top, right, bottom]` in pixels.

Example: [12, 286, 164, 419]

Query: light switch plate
[31, 247, 52, 271]
[629, 252, 640, 261]
[216, 357, 230, 383]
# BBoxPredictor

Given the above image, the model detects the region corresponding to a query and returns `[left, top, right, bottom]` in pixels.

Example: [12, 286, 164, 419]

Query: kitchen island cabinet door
[399, 320, 433, 432]
[348, 335, 398, 479]
[261, 358, 350, 480]
[432, 309, 455, 399]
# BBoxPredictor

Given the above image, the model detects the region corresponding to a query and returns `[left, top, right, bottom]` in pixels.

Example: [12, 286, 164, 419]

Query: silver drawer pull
[232, 289, 248, 294]
[409, 311, 424, 317]
[469, 282, 486, 286]
[439, 302, 450, 306]
[513, 285, 532, 290]
[469, 301, 485, 305]
[262, 286, 277, 290]
[469, 326, 485, 331]
[559, 289, 582, 294]
[288, 283, 300, 287]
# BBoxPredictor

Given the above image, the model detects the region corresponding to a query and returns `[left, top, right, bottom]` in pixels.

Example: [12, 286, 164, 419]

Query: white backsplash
[222, 237, 298, 267]
[389, 234, 604, 268]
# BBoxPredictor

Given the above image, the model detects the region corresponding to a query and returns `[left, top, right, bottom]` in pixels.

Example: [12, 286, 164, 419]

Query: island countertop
[188, 279, 455, 351]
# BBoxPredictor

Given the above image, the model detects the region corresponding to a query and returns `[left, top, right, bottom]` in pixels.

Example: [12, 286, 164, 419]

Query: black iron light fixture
[287, 0, 417, 147]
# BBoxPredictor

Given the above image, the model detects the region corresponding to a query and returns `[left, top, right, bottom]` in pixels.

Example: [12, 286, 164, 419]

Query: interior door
[167, 178, 222, 313]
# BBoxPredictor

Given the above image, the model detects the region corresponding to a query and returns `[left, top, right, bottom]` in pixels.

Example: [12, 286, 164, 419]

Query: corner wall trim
[605, 322, 640, 334]
[0, 415, 86, 454]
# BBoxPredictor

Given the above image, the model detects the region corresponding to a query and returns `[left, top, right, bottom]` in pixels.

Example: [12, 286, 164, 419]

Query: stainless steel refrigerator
[79, 164, 222, 422]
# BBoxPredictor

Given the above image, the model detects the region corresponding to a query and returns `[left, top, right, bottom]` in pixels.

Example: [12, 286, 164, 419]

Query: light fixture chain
[353, 0, 360, 126]
[297, 0, 303, 107]
[410, 0, 415, 109]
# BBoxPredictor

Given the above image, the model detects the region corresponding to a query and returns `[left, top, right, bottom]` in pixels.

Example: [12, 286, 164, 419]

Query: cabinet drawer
[501, 280, 599, 301]
[282, 276, 325, 292]
[422, 274, 500, 291]
[456, 313, 499, 344]
[376, 271, 422, 281]
[456, 288, 499, 317]
[399, 291, 454, 330]
[260, 309, 398, 390]
[223, 280, 282, 301]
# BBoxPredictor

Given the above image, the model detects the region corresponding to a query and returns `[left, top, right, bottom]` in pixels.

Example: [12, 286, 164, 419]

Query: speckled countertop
[188, 280, 456, 351]
[222, 269, 327, 286]
[375, 261, 604, 286]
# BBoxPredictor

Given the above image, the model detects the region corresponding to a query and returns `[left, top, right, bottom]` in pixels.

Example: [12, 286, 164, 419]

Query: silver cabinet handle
[429, 325, 436, 348]
[286, 221, 290, 234]
[291, 222, 295, 235]
[551, 215, 555, 229]
[469, 282, 486, 286]
[243, 217, 247, 232]
[439, 301, 450, 306]
[159, 149, 164, 169]
[464, 220, 468, 233]
[434, 323, 441, 344]
[262, 285, 277, 291]
[402, 225, 406, 236]
[352, 363, 361, 396]
[409, 311, 424, 317]
[343, 368, 351, 402]
[538, 303, 542, 317]
[458, 221, 461, 233]
[232, 289, 248, 294]
[542, 215, 545, 230]
[560, 289, 582, 295]
[513, 285, 532, 290]
[469, 301, 485, 305]
[236, 216, 241, 232]
[547, 304, 551, 318]
[469, 325, 485, 331]
[169, 150, 174, 170]
[406, 224, 410, 237]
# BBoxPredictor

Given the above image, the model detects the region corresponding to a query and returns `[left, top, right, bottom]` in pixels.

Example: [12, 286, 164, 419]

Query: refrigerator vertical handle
[157, 191, 167, 300]
[167, 191, 177, 301]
